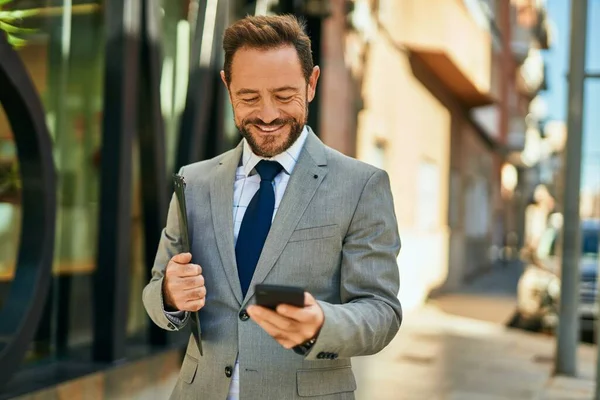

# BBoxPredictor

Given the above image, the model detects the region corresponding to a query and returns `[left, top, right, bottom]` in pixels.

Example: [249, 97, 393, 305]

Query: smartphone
[255, 284, 305, 310]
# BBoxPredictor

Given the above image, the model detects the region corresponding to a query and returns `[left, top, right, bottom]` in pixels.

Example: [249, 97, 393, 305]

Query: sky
[540, 0, 600, 191]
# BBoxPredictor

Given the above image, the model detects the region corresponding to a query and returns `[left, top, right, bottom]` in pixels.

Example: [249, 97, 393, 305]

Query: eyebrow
[235, 86, 300, 96]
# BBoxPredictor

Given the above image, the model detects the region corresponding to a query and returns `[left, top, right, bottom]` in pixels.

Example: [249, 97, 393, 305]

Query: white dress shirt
[166, 126, 308, 399]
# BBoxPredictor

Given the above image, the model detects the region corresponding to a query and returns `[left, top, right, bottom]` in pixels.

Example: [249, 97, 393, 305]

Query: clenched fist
[163, 252, 206, 312]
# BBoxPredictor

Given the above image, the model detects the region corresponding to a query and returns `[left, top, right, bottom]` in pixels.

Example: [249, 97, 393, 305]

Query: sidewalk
[428, 261, 524, 325]
[353, 304, 596, 399]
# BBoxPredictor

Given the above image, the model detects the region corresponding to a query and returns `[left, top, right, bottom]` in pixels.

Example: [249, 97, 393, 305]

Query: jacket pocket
[296, 366, 357, 397]
[180, 354, 198, 384]
[288, 224, 338, 243]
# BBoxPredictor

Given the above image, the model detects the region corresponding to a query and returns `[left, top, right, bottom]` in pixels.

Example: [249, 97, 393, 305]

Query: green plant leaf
[1, 9, 41, 20]
[0, 21, 36, 34]
[0, 12, 17, 22]
[7, 34, 26, 48]
[0, 0, 14, 6]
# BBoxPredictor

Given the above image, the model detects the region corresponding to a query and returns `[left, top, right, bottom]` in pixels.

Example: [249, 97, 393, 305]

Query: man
[143, 14, 402, 400]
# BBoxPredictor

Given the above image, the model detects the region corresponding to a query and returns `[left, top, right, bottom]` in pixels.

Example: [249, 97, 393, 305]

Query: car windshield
[582, 228, 599, 257]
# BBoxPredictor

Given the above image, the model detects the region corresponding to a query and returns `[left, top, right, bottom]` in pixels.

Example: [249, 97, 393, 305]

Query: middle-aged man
[143, 14, 402, 400]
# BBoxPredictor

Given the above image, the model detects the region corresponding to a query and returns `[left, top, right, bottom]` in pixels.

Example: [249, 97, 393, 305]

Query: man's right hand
[163, 252, 206, 312]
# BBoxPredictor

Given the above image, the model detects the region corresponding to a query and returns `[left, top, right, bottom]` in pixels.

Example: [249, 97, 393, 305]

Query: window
[0, 0, 232, 394]
[0, 105, 20, 309]
[0, 0, 105, 362]
[160, 0, 191, 175]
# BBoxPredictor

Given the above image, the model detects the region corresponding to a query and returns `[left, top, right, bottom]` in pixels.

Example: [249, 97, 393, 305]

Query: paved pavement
[353, 305, 596, 399]
[429, 261, 523, 325]
[353, 262, 597, 399]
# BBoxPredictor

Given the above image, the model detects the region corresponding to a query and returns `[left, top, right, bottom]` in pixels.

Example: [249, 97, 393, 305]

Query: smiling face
[221, 45, 320, 158]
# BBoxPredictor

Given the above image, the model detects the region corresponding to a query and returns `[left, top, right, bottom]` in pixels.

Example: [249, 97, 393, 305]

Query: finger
[183, 297, 205, 312]
[173, 274, 205, 290]
[171, 252, 192, 264]
[250, 310, 307, 347]
[304, 292, 316, 306]
[177, 263, 202, 277]
[266, 323, 305, 348]
[276, 292, 314, 319]
[252, 315, 295, 342]
[186, 274, 205, 288]
[166, 260, 201, 278]
[276, 304, 312, 323]
[168, 275, 199, 292]
[183, 285, 206, 301]
[248, 305, 298, 332]
[277, 298, 322, 323]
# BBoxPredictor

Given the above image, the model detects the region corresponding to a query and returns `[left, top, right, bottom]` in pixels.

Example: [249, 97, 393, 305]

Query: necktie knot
[255, 160, 283, 182]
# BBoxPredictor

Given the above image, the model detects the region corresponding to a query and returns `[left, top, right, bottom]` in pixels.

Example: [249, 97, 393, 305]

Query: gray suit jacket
[142, 129, 402, 400]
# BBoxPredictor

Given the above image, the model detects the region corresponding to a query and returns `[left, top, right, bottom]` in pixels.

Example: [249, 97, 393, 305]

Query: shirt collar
[241, 125, 308, 177]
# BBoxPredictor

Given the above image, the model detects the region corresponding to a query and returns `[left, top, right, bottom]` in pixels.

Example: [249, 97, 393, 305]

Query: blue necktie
[236, 160, 283, 297]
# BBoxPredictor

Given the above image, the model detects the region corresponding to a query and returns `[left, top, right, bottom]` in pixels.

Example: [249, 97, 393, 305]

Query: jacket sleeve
[306, 169, 402, 360]
[142, 189, 190, 331]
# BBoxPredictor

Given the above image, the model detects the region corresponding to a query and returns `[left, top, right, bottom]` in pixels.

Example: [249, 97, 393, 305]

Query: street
[353, 263, 597, 399]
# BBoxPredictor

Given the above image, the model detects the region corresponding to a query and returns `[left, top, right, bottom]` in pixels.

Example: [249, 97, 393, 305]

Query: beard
[236, 102, 309, 158]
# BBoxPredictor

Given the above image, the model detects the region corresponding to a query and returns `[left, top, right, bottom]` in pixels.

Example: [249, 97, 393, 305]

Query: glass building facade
[1, 0, 107, 360]
[0, 0, 323, 397]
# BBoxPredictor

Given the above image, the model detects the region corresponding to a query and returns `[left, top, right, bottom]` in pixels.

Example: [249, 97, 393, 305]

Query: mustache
[243, 118, 296, 127]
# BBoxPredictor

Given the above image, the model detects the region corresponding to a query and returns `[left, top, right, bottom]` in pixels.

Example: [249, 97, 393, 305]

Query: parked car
[515, 218, 600, 335]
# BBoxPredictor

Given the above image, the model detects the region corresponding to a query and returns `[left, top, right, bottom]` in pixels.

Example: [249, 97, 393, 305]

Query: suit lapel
[243, 131, 328, 306]
[210, 143, 244, 304]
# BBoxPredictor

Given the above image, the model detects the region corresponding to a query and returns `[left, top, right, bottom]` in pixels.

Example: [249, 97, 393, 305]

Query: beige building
[318, 0, 550, 311]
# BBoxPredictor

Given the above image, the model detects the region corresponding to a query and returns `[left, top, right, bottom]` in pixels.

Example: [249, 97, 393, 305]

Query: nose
[257, 100, 279, 124]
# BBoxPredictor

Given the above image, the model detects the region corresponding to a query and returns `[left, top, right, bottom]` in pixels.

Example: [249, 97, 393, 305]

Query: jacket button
[239, 309, 249, 321]
[225, 365, 233, 378]
[317, 352, 326, 359]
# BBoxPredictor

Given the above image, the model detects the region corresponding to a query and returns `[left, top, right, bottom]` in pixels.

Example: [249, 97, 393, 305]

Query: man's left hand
[247, 292, 324, 349]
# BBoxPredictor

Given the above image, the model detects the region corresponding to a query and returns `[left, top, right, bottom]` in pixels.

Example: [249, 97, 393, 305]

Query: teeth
[256, 125, 282, 132]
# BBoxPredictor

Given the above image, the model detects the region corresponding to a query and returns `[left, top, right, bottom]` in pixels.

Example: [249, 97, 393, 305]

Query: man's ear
[220, 71, 233, 104]
[307, 66, 320, 103]
[220, 70, 228, 88]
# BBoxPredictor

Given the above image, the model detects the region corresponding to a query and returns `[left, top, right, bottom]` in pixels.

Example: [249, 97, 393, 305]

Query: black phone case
[255, 284, 305, 310]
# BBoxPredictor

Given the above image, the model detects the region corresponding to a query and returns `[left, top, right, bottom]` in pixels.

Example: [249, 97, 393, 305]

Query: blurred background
[0, 0, 599, 399]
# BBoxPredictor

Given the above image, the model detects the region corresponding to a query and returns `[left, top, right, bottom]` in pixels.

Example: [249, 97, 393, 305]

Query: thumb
[304, 291, 317, 307]
[172, 252, 192, 264]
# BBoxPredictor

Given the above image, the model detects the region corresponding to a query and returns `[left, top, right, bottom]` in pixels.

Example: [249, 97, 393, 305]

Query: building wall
[381, 0, 492, 96]
[318, 0, 510, 308]
[356, 34, 452, 310]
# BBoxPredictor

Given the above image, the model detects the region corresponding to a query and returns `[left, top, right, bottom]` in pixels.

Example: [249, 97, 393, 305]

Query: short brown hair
[222, 14, 313, 86]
